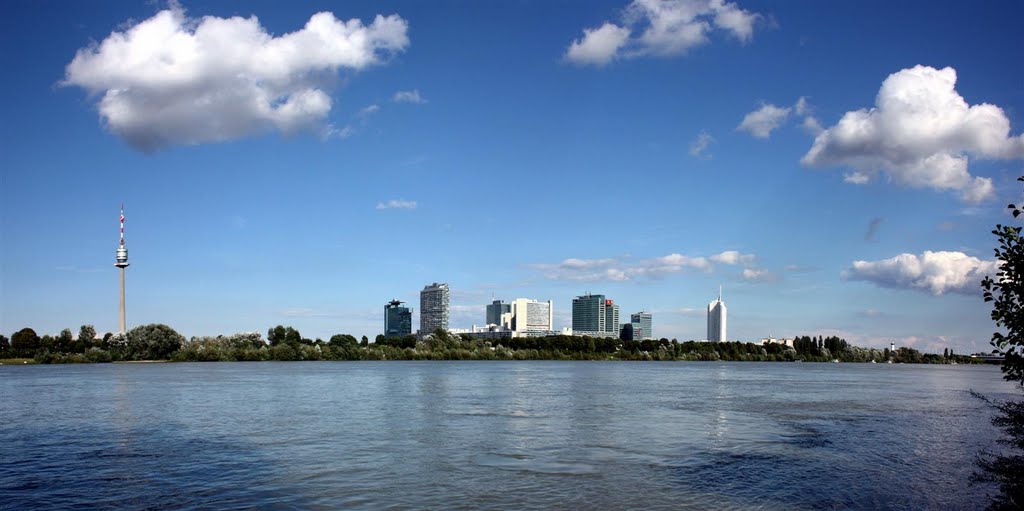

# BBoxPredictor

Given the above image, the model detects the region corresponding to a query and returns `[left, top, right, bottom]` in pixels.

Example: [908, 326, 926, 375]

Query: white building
[419, 282, 450, 334]
[506, 298, 554, 337]
[761, 337, 793, 347]
[707, 287, 727, 343]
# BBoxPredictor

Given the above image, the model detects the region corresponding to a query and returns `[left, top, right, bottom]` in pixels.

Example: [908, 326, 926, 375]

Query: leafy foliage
[10, 328, 40, 358]
[973, 393, 1024, 510]
[983, 180, 1024, 386]
[975, 176, 1024, 509]
[268, 325, 302, 346]
[124, 324, 185, 360]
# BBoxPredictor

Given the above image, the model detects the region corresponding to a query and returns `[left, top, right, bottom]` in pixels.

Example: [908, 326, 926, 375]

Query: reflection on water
[0, 361, 1016, 510]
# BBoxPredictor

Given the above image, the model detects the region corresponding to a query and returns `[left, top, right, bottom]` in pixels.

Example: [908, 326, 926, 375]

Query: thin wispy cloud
[689, 130, 715, 159]
[393, 89, 426, 104]
[358, 104, 381, 118]
[528, 251, 765, 282]
[376, 199, 418, 210]
[322, 124, 355, 141]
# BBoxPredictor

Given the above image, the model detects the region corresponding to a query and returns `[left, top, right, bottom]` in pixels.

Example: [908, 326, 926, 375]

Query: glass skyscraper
[384, 299, 412, 338]
[631, 311, 653, 340]
[572, 293, 619, 336]
[486, 300, 511, 326]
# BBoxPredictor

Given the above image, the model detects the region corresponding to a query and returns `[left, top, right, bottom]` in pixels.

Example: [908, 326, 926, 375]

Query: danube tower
[707, 286, 727, 343]
[114, 204, 130, 333]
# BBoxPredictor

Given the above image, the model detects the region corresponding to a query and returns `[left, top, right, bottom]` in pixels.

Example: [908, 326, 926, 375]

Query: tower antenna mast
[115, 203, 130, 333]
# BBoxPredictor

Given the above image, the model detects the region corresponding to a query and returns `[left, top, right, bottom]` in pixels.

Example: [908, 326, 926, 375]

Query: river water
[0, 361, 1018, 510]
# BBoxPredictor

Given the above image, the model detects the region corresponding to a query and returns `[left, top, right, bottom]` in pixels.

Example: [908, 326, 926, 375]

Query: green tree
[75, 325, 97, 353]
[0, 334, 9, 356]
[125, 324, 185, 360]
[974, 177, 1024, 509]
[10, 328, 40, 358]
[55, 328, 74, 353]
[268, 325, 302, 346]
[40, 335, 55, 353]
[329, 334, 358, 347]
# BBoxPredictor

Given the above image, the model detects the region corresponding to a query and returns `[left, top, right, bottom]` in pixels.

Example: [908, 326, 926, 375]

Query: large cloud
[565, 0, 760, 66]
[63, 5, 409, 151]
[843, 250, 999, 295]
[802, 65, 1024, 203]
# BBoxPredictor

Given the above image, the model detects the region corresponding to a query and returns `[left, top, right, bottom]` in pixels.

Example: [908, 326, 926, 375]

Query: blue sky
[2, 0, 1022, 352]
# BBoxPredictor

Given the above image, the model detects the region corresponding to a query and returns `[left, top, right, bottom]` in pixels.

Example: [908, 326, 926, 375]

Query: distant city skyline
[2, 1, 1022, 354]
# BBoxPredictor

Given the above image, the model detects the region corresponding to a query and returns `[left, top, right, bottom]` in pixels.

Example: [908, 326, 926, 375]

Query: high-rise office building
[631, 311, 653, 340]
[486, 300, 511, 326]
[572, 293, 619, 337]
[509, 298, 553, 335]
[384, 299, 412, 338]
[420, 282, 450, 334]
[707, 287, 727, 342]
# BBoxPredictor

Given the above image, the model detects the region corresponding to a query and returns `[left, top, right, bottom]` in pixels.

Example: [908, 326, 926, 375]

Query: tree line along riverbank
[0, 323, 977, 364]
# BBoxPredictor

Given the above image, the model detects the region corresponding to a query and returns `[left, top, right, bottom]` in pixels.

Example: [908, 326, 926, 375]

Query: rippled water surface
[0, 361, 1018, 510]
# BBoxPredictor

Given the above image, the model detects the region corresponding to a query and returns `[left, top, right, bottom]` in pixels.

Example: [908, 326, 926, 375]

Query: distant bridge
[971, 355, 1005, 364]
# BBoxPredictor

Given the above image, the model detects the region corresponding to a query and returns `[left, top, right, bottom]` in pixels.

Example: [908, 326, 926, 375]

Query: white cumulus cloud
[565, 22, 631, 66]
[737, 103, 791, 138]
[565, 0, 760, 66]
[376, 199, 417, 210]
[62, 4, 409, 151]
[843, 250, 999, 296]
[802, 65, 1024, 203]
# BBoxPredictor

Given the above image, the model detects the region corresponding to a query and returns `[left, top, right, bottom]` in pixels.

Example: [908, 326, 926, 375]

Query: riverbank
[9, 342, 981, 365]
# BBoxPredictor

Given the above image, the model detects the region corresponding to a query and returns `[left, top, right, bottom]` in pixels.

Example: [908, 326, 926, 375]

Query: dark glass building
[486, 300, 511, 326]
[384, 299, 412, 338]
